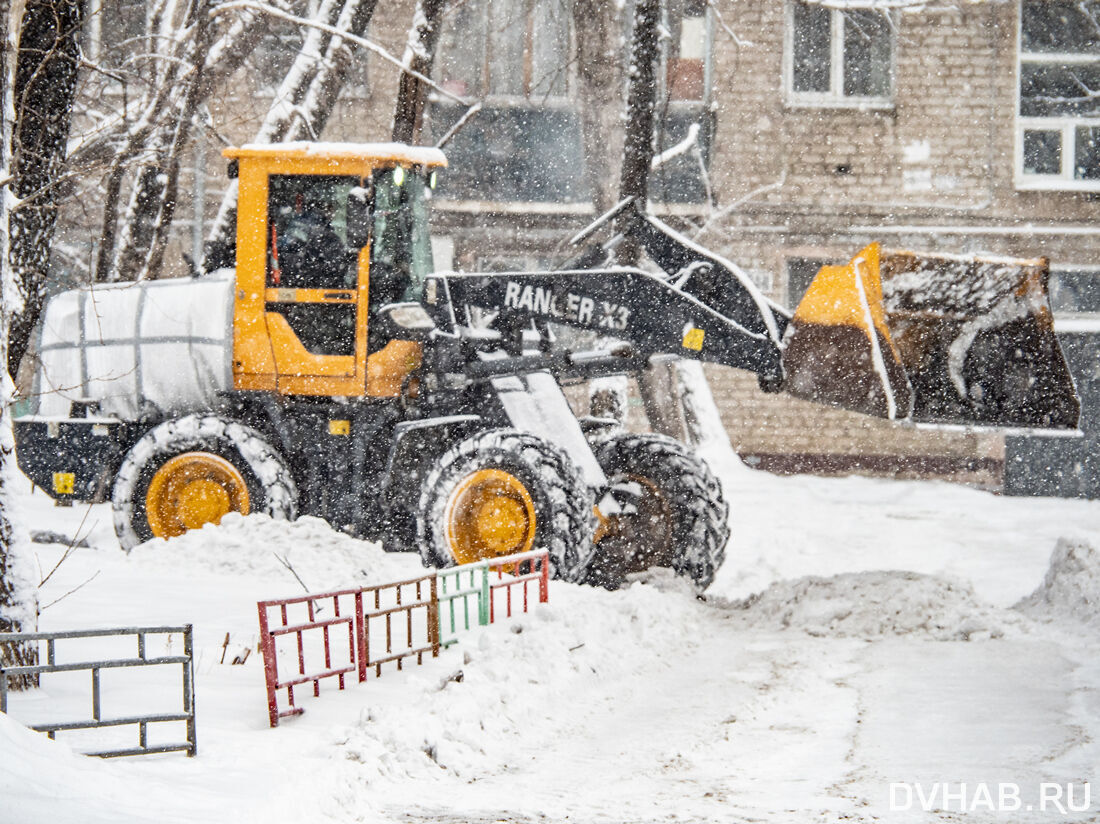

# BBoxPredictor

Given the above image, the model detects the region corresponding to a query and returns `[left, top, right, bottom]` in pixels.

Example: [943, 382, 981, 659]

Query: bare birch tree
[0, 0, 39, 690]
[208, 0, 379, 253]
[89, 0, 274, 281]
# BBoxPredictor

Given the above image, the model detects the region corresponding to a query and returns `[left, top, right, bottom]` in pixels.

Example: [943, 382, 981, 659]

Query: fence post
[183, 625, 197, 756]
[539, 553, 549, 603]
[428, 576, 440, 657]
[479, 565, 491, 625]
[354, 590, 366, 683]
[257, 604, 281, 728]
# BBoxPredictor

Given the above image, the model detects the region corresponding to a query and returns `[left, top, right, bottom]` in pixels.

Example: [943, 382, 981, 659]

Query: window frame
[661, 0, 714, 104]
[1015, 1, 1100, 192]
[783, 0, 895, 110]
[435, 0, 575, 104]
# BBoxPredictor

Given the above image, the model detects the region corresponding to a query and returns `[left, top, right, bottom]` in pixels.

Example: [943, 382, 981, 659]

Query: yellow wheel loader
[15, 142, 1079, 588]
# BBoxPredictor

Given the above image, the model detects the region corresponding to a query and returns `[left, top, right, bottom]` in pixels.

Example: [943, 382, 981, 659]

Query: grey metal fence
[0, 624, 196, 758]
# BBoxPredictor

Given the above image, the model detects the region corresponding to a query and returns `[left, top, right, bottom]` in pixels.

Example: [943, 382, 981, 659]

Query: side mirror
[347, 184, 372, 249]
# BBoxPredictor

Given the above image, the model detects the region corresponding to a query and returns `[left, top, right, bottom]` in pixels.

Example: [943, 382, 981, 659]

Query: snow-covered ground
[4, 452, 1100, 823]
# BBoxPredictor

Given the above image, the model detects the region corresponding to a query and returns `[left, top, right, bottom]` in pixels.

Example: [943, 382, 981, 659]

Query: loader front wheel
[587, 433, 729, 590]
[112, 415, 298, 550]
[417, 429, 596, 582]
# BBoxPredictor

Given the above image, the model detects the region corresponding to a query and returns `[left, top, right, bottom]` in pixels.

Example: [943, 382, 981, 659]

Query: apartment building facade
[408, 0, 1100, 486]
[88, 0, 1100, 486]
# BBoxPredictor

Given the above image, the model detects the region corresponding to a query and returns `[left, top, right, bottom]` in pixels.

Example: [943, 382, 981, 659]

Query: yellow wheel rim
[145, 452, 251, 539]
[444, 468, 536, 564]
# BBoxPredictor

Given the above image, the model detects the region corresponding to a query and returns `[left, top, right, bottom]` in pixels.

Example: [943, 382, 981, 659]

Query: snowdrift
[0, 712, 190, 823]
[1016, 535, 1100, 628]
[723, 570, 1014, 640]
[127, 513, 410, 592]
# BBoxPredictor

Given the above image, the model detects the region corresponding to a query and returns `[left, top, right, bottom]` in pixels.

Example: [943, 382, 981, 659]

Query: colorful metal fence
[360, 575, 439, 677]
[487, 549, 550, 623]
[258, 550, 549, 727]
[0, 625, 196, 758]
[257, 588, 364, 728]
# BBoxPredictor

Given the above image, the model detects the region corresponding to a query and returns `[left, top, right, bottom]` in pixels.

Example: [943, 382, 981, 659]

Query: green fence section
[435, 550, 550, 648]
[437, 562, 490, 648]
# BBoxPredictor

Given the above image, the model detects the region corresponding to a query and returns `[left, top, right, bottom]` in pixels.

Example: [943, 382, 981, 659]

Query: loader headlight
[384, 302, 436, 331]
[429, 170, 438, 190]
[393, 166, 405, 187]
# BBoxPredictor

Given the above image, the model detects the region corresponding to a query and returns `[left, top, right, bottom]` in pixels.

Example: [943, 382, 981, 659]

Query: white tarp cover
[31, 270, 235, 420]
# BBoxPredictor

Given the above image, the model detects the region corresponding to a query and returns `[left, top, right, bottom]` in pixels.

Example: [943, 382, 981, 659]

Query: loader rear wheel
[417, 429, 596, 582]
[112, 415, 298, 550]
[586, 433, 729, 590]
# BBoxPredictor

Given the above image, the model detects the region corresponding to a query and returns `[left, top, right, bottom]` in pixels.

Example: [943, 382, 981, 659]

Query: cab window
[369, 166, 436, 310]
[267, 175, 365, 289]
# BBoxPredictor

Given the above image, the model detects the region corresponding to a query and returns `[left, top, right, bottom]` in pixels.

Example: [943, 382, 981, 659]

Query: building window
[666, 0, 709, 101]
[431, 0, 582, 204]
[437, 0, 570, 100]
[785, 1, 893, 108]
[1050, 267, 1100, 314]
[431, 0, 712, 205]
[1017, 0, 1100, 190]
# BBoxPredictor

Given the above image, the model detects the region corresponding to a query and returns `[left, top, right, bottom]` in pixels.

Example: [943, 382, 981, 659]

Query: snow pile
[127, 513, 415, 593]
[722, 570, 1013, 640]
[0, 712, 195, 823]
[329, 580, 708, 788]
[1015, 536, 1100, 628]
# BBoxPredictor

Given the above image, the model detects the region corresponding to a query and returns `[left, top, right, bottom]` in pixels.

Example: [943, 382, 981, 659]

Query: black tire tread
[111, 414, 298, 550]
[417, 428, 596, 582]
[593, 432, 729, 589]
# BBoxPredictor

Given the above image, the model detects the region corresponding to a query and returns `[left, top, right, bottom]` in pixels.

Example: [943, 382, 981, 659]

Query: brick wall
[70, 0, 1092, 486]
[683, 0, 1099, 483]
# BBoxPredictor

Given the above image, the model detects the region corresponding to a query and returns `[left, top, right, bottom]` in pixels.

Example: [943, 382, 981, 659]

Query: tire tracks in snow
[384, 602, 869, 824]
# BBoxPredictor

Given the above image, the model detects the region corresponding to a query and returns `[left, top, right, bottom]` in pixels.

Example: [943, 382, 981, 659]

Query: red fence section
[486, 550, 550, 623]
[360, 575, 439, 678]
[257, 588, 364, 728]
[258, 551, 548, 727]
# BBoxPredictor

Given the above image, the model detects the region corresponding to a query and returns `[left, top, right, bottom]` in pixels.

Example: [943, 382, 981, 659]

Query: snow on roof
[225, 141, 448, 168]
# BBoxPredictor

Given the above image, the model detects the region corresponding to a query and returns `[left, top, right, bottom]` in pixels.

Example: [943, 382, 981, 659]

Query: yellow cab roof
[223, 141, 448, 169]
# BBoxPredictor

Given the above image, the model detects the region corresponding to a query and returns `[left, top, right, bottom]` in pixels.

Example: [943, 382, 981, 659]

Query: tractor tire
[112, 414, 298, 551]
[586, 433, 729, 590]
[416, 428, 596, 583]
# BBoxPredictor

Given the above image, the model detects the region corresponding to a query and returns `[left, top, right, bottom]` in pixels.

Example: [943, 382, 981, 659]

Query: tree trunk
[1, 0, 40, 691]
[572, 0, 625, 217]
[209, 0, 379, 252]
[615, 0, 660, 267]
[7, 0, 83, 378]
[638, 355, 691, 442]
[614, 0, 732, 454]
[391, 0, 446, 144]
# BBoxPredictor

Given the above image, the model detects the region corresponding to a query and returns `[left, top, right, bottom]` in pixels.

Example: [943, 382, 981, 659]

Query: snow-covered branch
[693, 172, 788, 242]
[212, 0, 472, 106]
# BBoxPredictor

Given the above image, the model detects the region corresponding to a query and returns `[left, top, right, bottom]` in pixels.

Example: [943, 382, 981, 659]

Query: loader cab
[225, 143, 446, 398]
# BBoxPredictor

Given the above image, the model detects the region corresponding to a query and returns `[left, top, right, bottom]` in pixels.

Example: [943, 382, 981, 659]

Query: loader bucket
[782, 244, 1080, 429]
